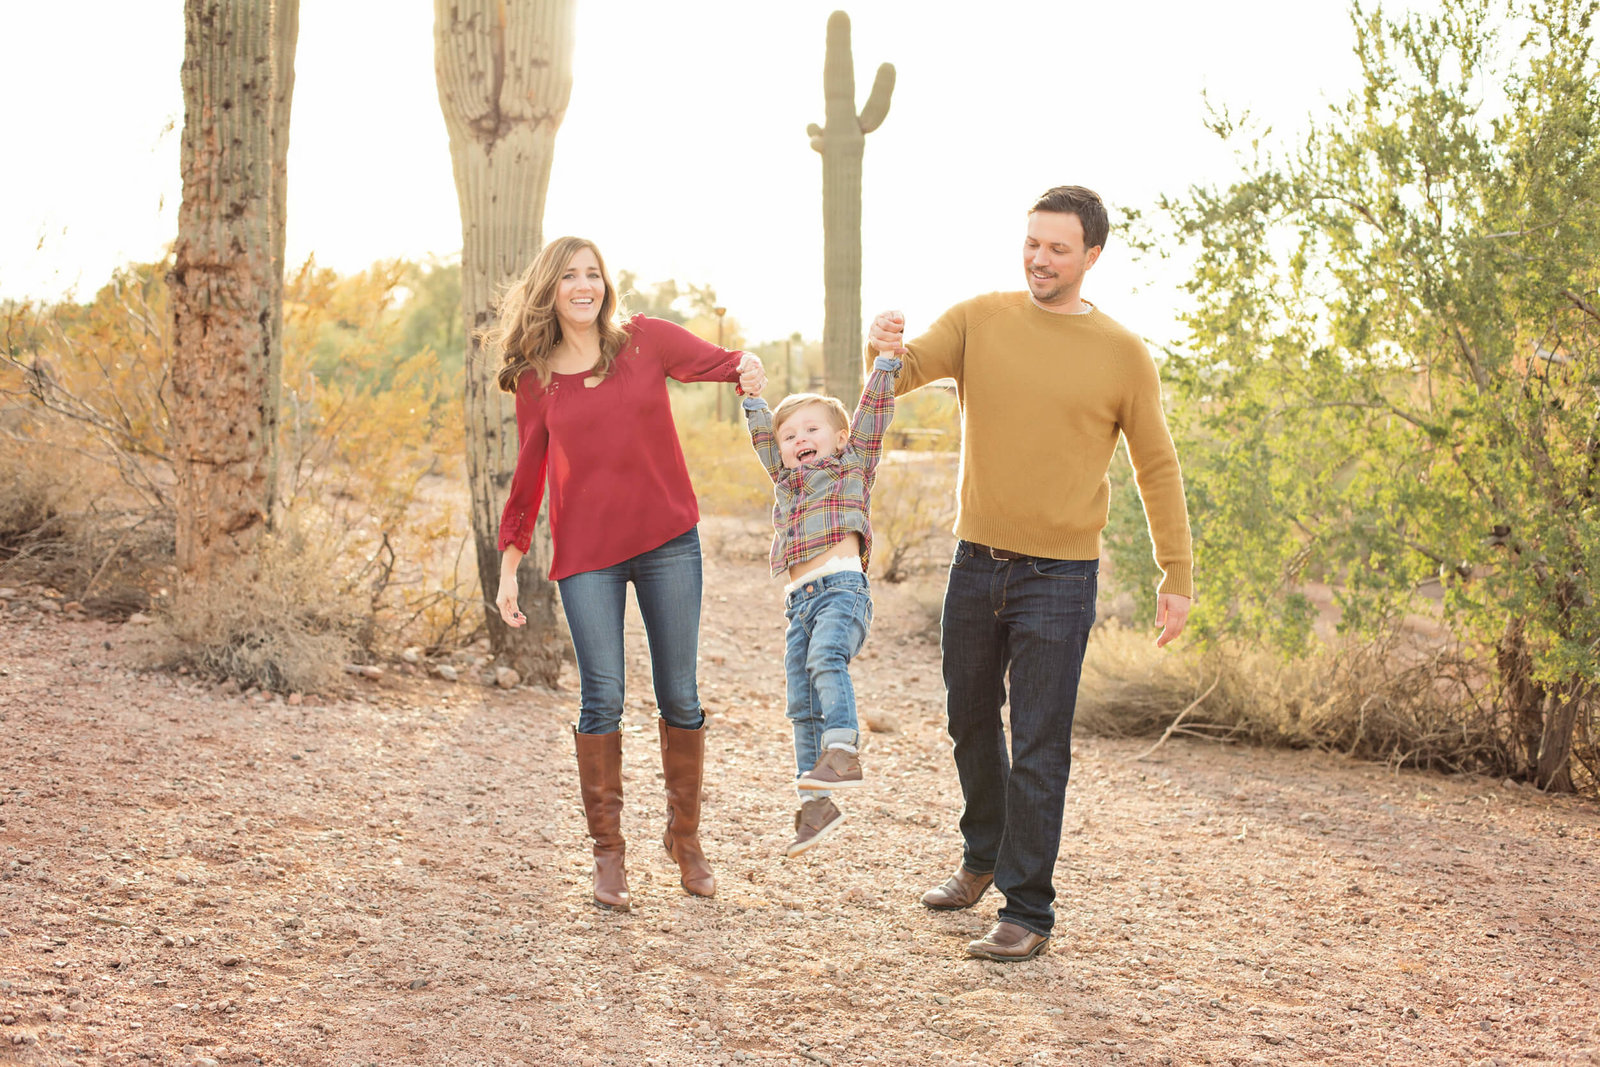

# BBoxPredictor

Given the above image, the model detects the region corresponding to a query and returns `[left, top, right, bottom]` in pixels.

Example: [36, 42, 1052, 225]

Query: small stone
[287, 692, 303, 706]
[127, 612, 155, 625]
[408, 978, 429, 990]
[473, 983, 489, 995]
[37, 599, 62, 613]
[862, 709, 900, 733]
[162, 936, 176, 947]
[401, 647, 423, 665]
[175, 872, 192, 885]
[436, 664, 459, 683]
[221, 955, 242, 967]
[495, 667, 520, 689]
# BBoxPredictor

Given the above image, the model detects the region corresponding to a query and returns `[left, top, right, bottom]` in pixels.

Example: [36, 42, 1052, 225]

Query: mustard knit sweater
[879, 292, 1193, 599]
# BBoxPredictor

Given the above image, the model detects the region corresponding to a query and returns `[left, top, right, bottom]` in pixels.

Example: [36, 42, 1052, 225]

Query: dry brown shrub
[1078, 620, 1500, 775]
[871, 453, 958, 583]
[147, 530, 364, 693]
[0, 414, 168, 618]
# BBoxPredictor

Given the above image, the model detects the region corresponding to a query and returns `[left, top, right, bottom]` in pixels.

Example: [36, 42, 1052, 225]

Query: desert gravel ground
[3, 529, 1599, 1067]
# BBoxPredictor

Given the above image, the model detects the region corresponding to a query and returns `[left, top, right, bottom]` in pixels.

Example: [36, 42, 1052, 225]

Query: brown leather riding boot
[573, 727, 630, 911]
[659, 719, 716, 898]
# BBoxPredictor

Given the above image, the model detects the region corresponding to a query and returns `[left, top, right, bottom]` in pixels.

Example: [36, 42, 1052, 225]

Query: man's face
[1023, 211, 1101, 308]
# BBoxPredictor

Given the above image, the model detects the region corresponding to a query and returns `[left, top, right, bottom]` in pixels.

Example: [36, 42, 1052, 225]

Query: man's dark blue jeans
[940, 540, 1097, 938]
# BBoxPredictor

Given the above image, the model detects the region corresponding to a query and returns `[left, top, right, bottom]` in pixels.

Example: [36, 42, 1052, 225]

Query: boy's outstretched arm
[849, 354, 903, 475]
[743, 396, 785, 483]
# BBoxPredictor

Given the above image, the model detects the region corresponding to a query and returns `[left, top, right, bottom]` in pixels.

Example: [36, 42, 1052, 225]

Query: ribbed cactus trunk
[435, 0, 574, 685]
[169, 0, 298, 580]
[809, 10, 893, 402]
[265, 0, 299, 523]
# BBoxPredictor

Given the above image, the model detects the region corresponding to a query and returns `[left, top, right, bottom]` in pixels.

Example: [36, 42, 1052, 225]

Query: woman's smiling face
[554, 246, 604, 334]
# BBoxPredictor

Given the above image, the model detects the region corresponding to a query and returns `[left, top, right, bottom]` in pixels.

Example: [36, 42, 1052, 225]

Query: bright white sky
[1, 0, 1402, 349]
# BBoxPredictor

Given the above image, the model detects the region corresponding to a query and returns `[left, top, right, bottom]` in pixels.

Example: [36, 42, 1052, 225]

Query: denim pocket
[951, 541, 971, 569]
[1028, 558, 1096, 582]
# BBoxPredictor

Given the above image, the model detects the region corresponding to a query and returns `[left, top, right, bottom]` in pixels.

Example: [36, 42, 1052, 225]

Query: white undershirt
[782, 554, 864, 596]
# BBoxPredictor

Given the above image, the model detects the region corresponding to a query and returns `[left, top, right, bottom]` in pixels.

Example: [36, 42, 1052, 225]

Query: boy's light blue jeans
[783, 571, 872, 797]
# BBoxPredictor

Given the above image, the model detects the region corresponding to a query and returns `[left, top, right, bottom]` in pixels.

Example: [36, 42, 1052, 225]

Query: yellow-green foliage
[675, 413, 773, 521]
[277, 260, 474, 649]
[2, 257, 475, 671]
[887, 385, 960, 451]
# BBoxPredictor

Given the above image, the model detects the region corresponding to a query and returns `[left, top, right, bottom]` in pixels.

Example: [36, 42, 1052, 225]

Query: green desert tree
[1161, 0, 1600, 790]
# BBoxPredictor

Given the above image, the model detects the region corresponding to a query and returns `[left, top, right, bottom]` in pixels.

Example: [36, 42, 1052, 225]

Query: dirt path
[3, 527, 1599, 1067]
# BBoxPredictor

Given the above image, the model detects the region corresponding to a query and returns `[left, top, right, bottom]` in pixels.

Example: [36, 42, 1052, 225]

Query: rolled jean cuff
[821, 728, 859, 750]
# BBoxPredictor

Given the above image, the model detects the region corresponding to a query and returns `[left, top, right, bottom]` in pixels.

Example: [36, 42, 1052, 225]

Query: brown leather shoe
[573, 728, 630, 911]
[659, 720, 715, 898]
[920, 866, 994, 910]
[966, 921, 1050, 962]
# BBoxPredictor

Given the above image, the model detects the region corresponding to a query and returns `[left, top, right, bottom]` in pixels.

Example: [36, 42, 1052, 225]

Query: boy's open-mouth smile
[796, 446, 818, 463]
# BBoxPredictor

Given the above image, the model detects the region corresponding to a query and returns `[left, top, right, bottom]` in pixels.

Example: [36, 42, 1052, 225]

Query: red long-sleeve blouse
[496, 314, 743, 580]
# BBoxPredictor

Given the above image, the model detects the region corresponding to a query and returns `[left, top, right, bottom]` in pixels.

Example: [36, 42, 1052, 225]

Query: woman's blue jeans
[941, 541, 1098, 938]
[783, 571, 873, 794]
[557, 527, 705, 736]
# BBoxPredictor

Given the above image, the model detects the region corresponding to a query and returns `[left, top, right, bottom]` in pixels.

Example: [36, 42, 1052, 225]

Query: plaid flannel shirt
[744, 356, 902, 577]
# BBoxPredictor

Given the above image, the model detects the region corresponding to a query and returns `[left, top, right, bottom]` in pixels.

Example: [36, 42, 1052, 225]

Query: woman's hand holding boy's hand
[737, 353, 766, 397]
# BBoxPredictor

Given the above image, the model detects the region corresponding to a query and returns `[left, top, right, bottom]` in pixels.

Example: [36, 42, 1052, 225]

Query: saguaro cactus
[808, 10, 893, 401]
[436, 0, 576, 686]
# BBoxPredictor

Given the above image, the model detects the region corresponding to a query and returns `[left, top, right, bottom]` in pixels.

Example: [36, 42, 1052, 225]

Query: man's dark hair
[1030, 185, 1109, 250]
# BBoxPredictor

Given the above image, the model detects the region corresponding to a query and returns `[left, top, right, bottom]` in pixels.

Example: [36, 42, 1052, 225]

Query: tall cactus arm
[857, 64, 895, 133]
[807, 122, 825, 153]
[824, 11, 857, 101]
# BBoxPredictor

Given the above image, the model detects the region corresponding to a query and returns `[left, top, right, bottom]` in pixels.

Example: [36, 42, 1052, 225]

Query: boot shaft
[573, 727, 625, 853]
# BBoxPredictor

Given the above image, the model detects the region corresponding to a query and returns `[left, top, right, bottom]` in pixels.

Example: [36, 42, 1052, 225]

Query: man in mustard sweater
[867, 185, 1193, 961]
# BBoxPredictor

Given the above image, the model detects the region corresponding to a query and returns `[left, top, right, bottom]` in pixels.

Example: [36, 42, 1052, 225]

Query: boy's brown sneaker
[797, 747, 864, 790]
[786, 797, 845, 857]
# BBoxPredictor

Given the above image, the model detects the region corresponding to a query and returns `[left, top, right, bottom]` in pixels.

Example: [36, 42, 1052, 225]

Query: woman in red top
[490, 236, 764, 912]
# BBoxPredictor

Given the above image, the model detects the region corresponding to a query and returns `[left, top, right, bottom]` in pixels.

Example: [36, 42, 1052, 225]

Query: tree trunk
[170, 0, 294, 579]
[434, 0, 575, 685]
[1496, 615, 1545, 778]
[1535, 684, 1582, 792]
[1497, 614, 1587, 792]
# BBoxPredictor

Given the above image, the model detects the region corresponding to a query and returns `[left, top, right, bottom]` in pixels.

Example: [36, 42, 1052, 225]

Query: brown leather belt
[966, 541, 1030, 561]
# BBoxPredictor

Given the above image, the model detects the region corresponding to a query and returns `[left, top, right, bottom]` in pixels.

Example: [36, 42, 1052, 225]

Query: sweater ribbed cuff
[1156, 562, 1194, 600]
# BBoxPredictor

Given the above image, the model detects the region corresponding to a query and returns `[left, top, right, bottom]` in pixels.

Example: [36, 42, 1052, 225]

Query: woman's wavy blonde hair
[488, 236, 632, 393]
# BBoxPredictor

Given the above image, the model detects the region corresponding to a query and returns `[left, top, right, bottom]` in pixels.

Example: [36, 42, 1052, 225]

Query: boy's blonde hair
[772, 393, 850, 435]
